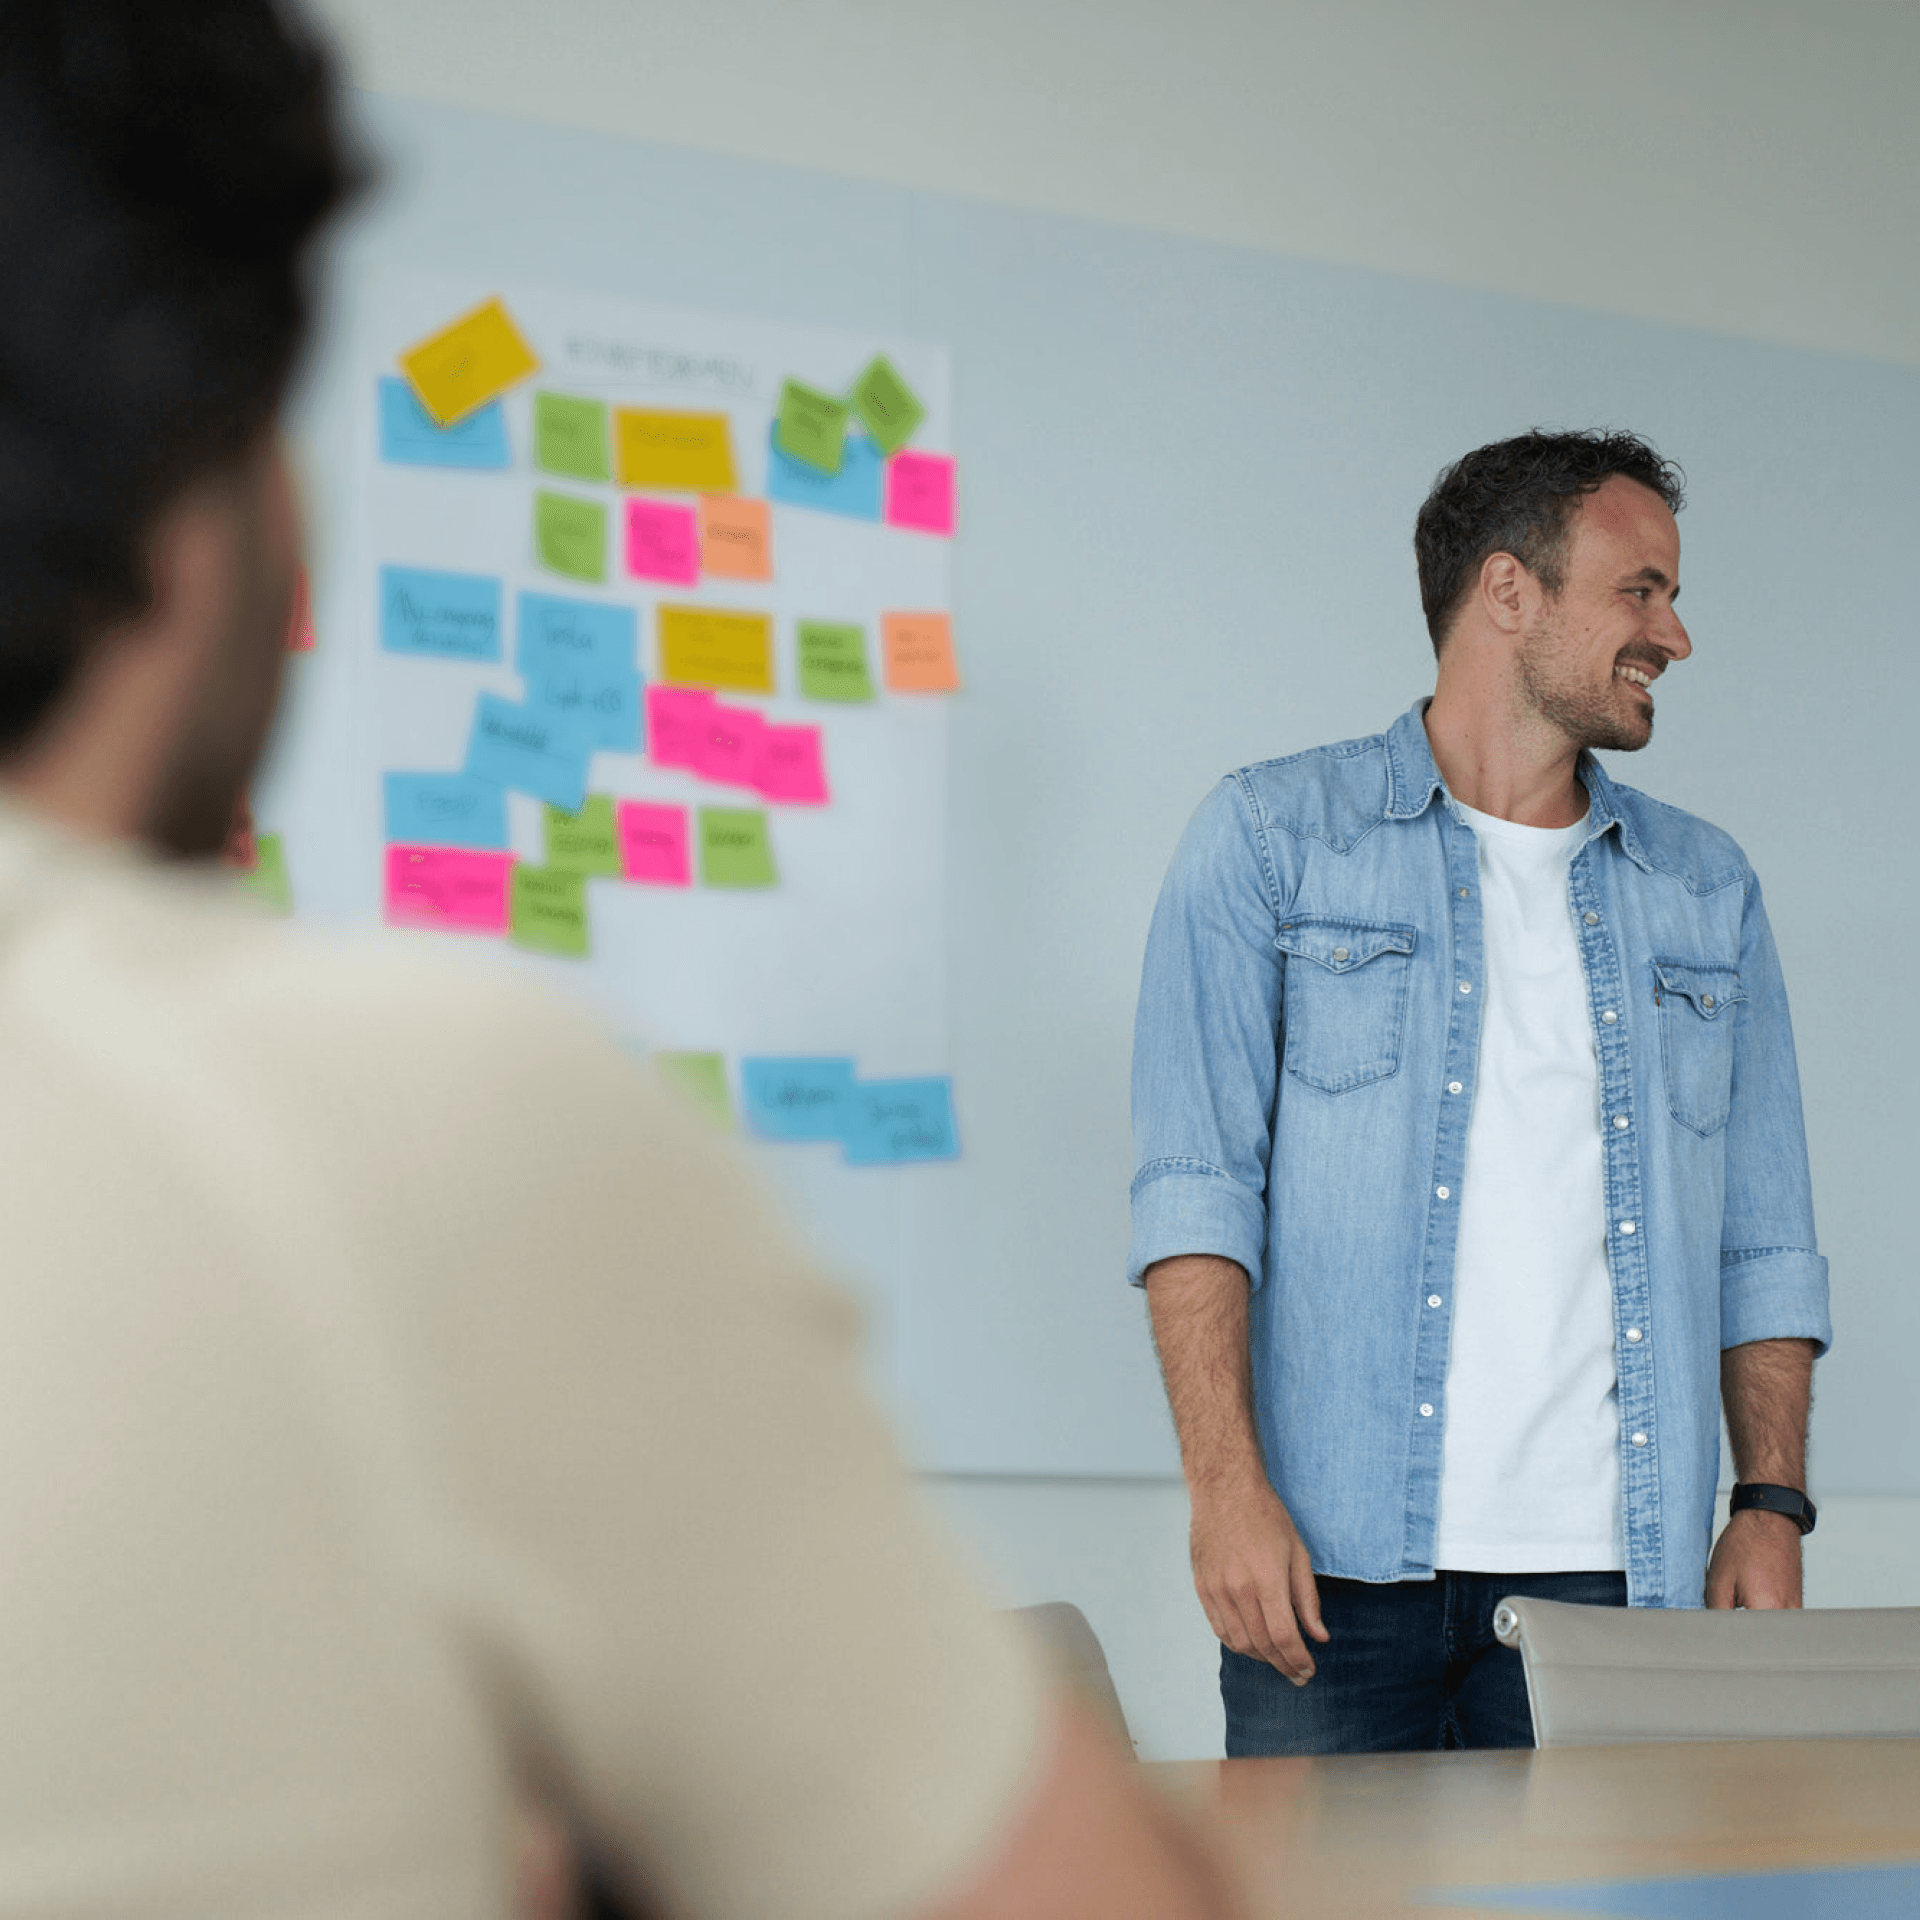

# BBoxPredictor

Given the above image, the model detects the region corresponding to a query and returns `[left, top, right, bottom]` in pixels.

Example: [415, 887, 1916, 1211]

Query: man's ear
[1478, 550, 1535, 635]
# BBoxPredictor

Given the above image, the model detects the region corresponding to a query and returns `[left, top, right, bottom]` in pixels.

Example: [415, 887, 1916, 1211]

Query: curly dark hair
[0, 0, 362, 753]
[1414, 430, 1686, 656]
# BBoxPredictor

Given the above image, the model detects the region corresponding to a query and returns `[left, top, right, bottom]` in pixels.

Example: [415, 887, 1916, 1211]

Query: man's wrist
[1729, 1482, 1817, 1536]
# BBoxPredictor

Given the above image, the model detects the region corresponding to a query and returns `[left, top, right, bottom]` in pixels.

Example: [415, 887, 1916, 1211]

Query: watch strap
[1730, 1481, 1817, 1536]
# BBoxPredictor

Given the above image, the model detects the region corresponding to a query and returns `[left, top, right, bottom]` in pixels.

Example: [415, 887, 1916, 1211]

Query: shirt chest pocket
[1653, 958, 1746, 1137]
[1274, 919, 1418, 1094]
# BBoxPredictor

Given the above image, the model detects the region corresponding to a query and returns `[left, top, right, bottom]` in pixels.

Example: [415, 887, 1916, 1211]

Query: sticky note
[850, 355, 925, 457]
[644, 686, 713, 770]
[465, 692, 594, 812]
[383, 771, 510, 850]
[658, 607, 775, 695]
[884, 451, 956, 536]
[535, 489, 607, 583]
[775, 379, 850, 474]
[692, 702, 764, 789]
[613, 409, 738, 492]
[543, 796, 624, 876]
[617, 801, 692, 886]
[765, 423, 884, 521]
[740, 1057, 856, 1142]
[384, 845, 513, 935]
[797, 621, 874, 703]
[698, 807, 777, 888]
[625, 497, 700, 586]
[881, 611, 960, 693]
[754, 724, 829, 806]
[241, 832, 293, 914]
[398, 296, 539, 426]
[510, 865, 590, 959]
[534, 391, 610, 482]
[698, 495, 772, 581]
[517, 591, 636, 673]
[286, 566, 315, 652]
[380, 566, 501, 662]
[525, 663, 641, 753]
[842, 1077, 960, 1165]
[655, 1051, 734, 1130]
[379, 376, 510, 468]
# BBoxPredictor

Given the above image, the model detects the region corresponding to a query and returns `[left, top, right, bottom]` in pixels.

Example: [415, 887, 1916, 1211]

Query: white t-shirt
[1432, 800, 1623, 1572]
[0, 800, 1044, 1920]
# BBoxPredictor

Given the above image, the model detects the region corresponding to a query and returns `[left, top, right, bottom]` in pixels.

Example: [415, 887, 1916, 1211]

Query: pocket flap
[1653, 958, 1744, 1018]
[1275, 919, 1417, 973]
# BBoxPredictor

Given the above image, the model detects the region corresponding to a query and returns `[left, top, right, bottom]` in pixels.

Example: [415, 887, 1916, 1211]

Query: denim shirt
[1129, 701, 1830, 1608]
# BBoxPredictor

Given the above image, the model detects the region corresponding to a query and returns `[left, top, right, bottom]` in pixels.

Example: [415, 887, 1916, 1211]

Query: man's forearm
[1144, 1255, 1266, 1496]
[1722, 1337, 1816, 1486]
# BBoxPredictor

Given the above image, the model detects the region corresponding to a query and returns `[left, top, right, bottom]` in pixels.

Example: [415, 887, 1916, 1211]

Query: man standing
[1130, 432, 1829, 1755]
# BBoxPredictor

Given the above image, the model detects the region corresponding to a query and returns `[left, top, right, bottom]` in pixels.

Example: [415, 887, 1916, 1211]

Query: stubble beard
[1515, 610, 1653, 755]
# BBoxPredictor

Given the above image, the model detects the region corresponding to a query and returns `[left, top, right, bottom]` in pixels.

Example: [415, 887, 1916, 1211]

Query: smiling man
[1131, 431, 1830, 1755]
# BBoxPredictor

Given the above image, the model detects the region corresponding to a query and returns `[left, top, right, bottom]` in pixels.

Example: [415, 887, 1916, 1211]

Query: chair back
[1007, 1601, 1134, 1755]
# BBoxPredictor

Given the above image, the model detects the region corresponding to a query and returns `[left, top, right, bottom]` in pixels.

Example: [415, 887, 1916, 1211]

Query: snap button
[1457, 887, 1470, 898]
[1447, 1081, 1463, 1095]
[1601, 1009, 1619, 1025]
[1619, 1220, 1636, 1235]
[1419, 1404, 1434, 1418]
[1332, 946, 1349, 962]
[1436, 1186, 1450, 1200]
[1458, 981, 1472, 995]
[1428, 1295, 1442, 1308]
[1583, 910, 1600, 925]
[1614, 1115, 1630, 1130]
[1626, 1327, 1643, 1342]
[1631, 1431, 1649, 1447]
[1702, 993, 1716, 1009]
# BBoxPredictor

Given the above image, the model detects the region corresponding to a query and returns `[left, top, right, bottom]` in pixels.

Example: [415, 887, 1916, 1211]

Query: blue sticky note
[525, 662, 643, 753]
[842, 1077, 959, 1165]
[740, 1057, 858, 1143]
[516, 591, 637, 674]
[765, 423, 884, 521]
[383, 771, 510, 850]
[378, 377, 510, 469]
[464, 692, 594, 812]
[381, 565, 502, 662]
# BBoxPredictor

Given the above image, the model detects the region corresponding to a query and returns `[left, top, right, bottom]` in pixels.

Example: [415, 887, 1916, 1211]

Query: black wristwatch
[1730, 1482, 1818, 1536]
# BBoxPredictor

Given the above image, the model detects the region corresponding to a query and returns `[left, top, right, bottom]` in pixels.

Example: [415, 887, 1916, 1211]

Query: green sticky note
[510, 864, 590, 957]
[241, 832, 293, 914]
[535, 391, 610, 482]
[543, 795, 622, 876]
[698, 808, 777, 888]
[850, 354, 925, 456]
[535, 489, 607, 583]
[655, 1050, 735, 1130]
[775, 379, 850, 475]
[797, 620, 875, 702]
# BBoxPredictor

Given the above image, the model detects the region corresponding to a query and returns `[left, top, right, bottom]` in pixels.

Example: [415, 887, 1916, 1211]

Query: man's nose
[1657, 604, 1692, 661]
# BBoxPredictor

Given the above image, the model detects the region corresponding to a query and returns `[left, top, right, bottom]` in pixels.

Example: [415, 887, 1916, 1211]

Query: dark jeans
[1221, 1567, 1628, 1754]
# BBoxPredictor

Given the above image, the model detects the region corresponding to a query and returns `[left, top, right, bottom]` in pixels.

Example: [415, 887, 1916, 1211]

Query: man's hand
[1705, 1507, 1803, 1610]
[1190, 1479, 1328, 1683]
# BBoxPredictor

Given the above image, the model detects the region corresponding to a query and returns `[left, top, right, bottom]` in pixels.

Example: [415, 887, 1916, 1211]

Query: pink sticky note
[692, 701, 766, 788]
[646, 685, 713, 769]
[754, 723, 829, 805]
[616, 802, 691, 886]
[383, 845, 513, 934]
[884, 451, 956, 536]
[625, 498, 701, 585]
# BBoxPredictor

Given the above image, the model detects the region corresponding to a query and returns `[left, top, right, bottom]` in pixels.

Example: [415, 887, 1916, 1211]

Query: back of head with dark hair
[0, 0, 358, 753]
[1413, 430, 1686, 656]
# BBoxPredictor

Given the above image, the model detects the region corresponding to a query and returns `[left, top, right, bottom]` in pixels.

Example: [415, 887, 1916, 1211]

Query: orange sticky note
[699, 495, 772, 581]
[398, 297, 539, 426]
[614, 409, 738, 492]
[658, 606, 775, 694]
[881, 612, 960, 693]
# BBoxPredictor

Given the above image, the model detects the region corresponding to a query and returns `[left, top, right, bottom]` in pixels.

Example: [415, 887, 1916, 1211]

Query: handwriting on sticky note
[384, 771, 510, 850]
[698, 807, 777, 887]
[842, 1077, 960, 1164]
[398, 296, 539, 426]
[625, 498, 701, 586]
[775, 380, 850, 474]
[765, 423, 884, 521]
[510, 865, 590, 959]
[535, 490, 608, 583]
[881, 611, 960, 693]
[535, 391, 610, 482]
[465, 692, 594, 812]
[655, 1051, 734, 1129]
[797, 621, 874, 702]
[645, 685, 714, 770]
[379, 376, 510, 469]
[692, 702, 765, 788]
[543, 795, 624, 875]
[740, 1057, 856, 1141]
[617, 801, 692, 886]
[384, 845, 513, 935]
[613, 409, 738, 492]
[381, 566, 502, 661]
[517, 592, 636, 672]
[526, 663, 641, 753]
[698, 495, 772, 581]
[658, 606, 775, 694]
[884, 450, 956, 535]
[754, 723, 829, 805]
[850, 355, 925, 456]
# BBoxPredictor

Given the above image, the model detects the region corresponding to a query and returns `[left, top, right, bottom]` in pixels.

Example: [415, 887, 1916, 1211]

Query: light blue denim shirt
[1130, 701, 1830, 1608]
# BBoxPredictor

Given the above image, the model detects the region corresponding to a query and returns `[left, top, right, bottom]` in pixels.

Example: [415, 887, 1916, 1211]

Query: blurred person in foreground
[0, 7, 1239, 1917]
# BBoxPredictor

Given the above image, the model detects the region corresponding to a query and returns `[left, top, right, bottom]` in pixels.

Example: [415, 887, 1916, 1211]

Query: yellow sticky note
[614, 409, 738, 492]
[658, 606, 775, 694]
[399, 297, 540, 426]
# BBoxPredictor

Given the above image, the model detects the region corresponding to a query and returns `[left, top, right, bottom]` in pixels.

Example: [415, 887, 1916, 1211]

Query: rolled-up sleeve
[1128, 775, 1286, 1288]
[1720, 872, 1832, 1354]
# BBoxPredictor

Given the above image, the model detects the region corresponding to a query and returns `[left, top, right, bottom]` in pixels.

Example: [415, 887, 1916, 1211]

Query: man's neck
[1422, 686, 1588, 828]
